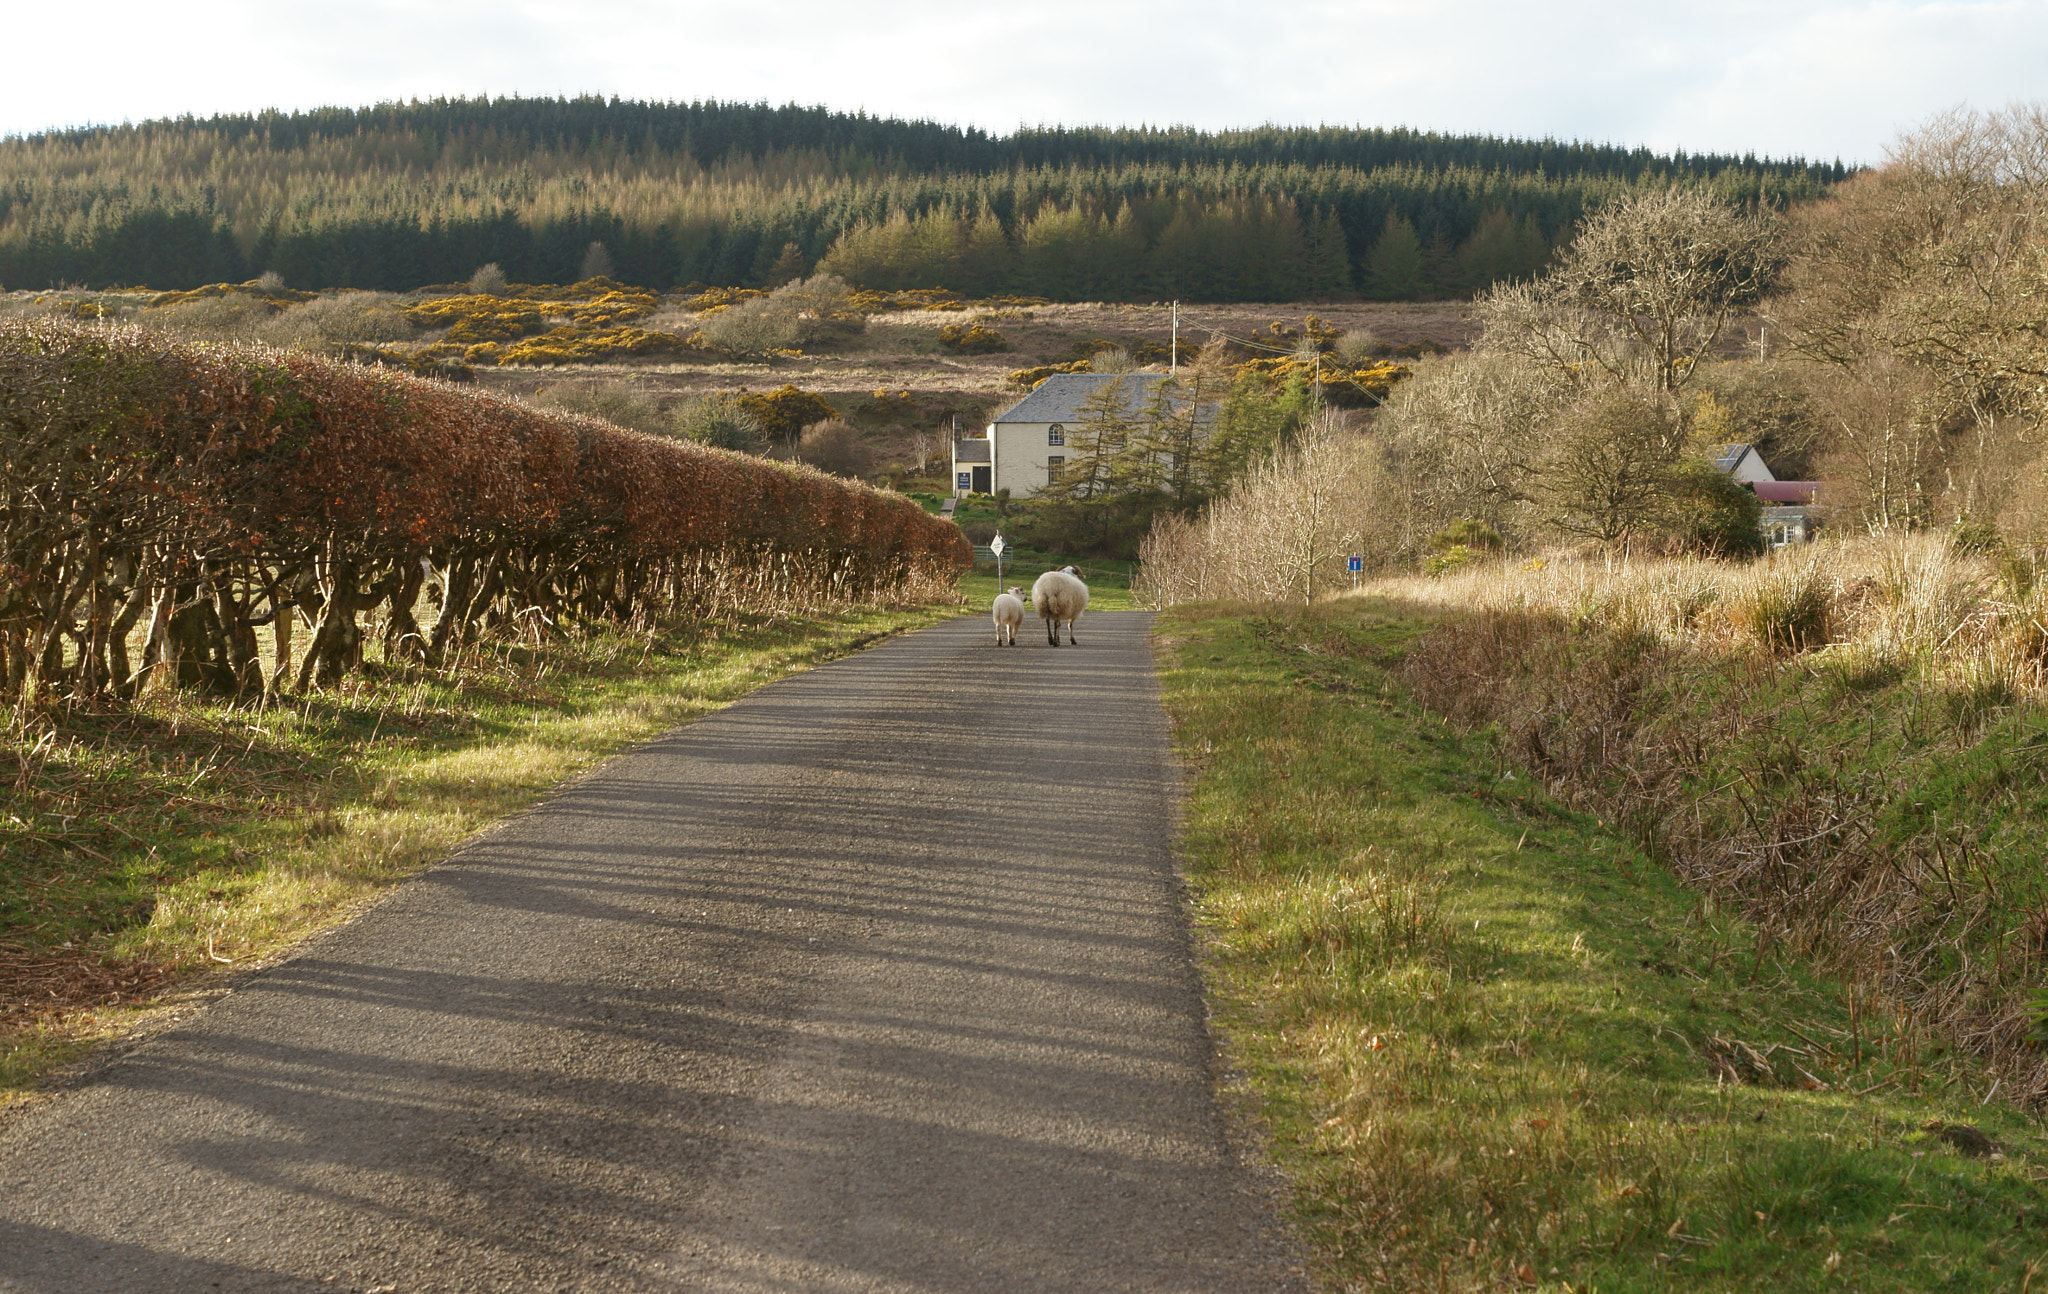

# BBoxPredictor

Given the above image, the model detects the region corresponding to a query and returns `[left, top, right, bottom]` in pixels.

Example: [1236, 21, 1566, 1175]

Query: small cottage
[1753, 480, 1823, 547]
[1713, 444, 1824, 546]
[952, 373, 1173, 498]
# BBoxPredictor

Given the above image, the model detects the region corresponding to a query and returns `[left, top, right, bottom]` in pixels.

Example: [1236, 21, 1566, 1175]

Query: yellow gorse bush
[402, 279, 667, 365]
[682, 286, 767, 312]
[937, 322, 1008, 354]
[1232, 355, 1410, 403]
[147, 280, 318, 309]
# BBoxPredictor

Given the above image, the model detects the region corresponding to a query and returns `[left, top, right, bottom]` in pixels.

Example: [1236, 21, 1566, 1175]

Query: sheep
[1031, 566, 1089, 647]
[992, 586, 1025, 646]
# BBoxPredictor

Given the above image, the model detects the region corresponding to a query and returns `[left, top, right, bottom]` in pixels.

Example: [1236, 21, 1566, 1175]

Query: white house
[1712, 443, 1777, 484]
[952, 373, 1173, 498]
[1712, 444, 1823, 547]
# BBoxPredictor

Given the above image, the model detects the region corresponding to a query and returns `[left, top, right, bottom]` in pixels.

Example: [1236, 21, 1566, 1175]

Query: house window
[1046, 455, 1065, 485]
[1047, 424, 1065, 446]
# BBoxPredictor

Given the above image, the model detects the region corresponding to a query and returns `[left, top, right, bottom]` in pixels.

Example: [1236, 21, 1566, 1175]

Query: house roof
[1752, 481, 1821, 504]
[993, 373, 1172, 424]
[1712, 443, 1757, 473]
[952, 440, 990, 464]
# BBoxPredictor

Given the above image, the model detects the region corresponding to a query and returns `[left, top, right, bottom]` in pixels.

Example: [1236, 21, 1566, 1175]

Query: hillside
[0, 96, 1844, 297]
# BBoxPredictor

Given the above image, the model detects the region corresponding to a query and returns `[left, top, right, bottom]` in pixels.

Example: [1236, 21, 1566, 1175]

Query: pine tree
[1363, 212, 1426, 301]
[959, 211, 1013, 296]
[764, 241, 808, 287]
[1422, 226, 1460, 299]
[1038, 377, 1139, 502]
[1303, 207, 1353, 300]
[1456, 207, 1521, 294]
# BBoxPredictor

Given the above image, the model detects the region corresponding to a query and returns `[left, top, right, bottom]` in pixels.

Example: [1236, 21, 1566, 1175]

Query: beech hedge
[0, 319, 969, 700]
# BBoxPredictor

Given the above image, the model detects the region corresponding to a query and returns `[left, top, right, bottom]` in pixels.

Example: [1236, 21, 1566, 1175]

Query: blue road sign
[1347, 554, 1363, 573]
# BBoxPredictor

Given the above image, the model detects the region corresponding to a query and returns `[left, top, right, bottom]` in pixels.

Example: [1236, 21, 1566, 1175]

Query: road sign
[1347, 554, 1362, 572]
[990, 534, 1007, 556]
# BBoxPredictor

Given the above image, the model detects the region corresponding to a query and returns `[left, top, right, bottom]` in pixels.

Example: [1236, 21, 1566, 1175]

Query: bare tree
[1136, 412, 1395, 606]
[1378, 352, 1559, 550]
[1776, 103, 2048, 530]
[1540, 388, 1681, 544]
[1477, 188, 1780, 438]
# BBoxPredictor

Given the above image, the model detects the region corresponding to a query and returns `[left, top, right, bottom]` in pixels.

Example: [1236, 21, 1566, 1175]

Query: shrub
[1006, 360, 1093, 388]
[671, 394, 766, 453]
[937, 322, 1008, 354]
[1333, 329, 1379, 364]
[683, 286, 767, 312]
[1429, 519, 1506, 553]
[1953, 516, 2004, 555]
[1232, 355, 1410, 406]
[262, 291, 418, 347]
[147, 279, 316, 309]
[697, 275, 861, 359]
[139, 292, 277, 338]
[497, 325, 678, 366]
[790, 419, 873, 478]
[860, 387, 920, 420]
[1660, 460, 1766, 558]
[468, 263, 509, 295]
[1424, 544, 1481, 577]
[532, 380, 668, 437]
[736, 385, 839, 445]
[403, 283, 662, 359]
[846, 288, 965, 312]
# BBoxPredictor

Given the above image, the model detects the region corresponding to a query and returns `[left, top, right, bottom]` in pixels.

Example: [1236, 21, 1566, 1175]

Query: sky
[5, 0, 2045, 165]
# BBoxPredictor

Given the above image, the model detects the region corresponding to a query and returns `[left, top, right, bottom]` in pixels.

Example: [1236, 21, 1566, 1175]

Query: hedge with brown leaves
[0, 319, 968, 700]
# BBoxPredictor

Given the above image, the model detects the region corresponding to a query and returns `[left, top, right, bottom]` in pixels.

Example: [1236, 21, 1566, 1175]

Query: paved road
[0, 611, 1306, 1293]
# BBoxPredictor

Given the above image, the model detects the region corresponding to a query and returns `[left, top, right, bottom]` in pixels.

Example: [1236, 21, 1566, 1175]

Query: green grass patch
[1, 603, 956, 1101]
[1156, 599, 2048, 1293]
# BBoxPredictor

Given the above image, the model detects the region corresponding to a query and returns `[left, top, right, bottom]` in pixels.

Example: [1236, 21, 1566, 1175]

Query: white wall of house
[990, 421, 1074, 497]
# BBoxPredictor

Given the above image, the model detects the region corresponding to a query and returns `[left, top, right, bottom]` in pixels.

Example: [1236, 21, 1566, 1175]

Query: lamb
[1031, 566, 1089, 647]
[992, 586, 1025, 646]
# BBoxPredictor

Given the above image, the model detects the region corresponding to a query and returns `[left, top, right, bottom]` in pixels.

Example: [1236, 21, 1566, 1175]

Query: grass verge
[1157, 599, 2048, 1293]
[1, 602, 958, 1102]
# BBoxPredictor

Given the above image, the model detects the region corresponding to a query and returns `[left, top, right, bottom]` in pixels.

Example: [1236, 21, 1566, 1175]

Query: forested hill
[0, 96, 1846, 300]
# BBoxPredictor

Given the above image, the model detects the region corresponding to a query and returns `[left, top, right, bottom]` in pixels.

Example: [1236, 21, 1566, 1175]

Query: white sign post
[991, 533, 1007, 588]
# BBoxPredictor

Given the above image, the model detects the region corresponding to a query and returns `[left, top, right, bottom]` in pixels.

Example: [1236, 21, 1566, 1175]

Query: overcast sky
[6, 0, 2044, 165]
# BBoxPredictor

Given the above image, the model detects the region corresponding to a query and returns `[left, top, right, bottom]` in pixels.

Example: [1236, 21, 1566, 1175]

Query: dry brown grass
[1353, 533, 2045, 693]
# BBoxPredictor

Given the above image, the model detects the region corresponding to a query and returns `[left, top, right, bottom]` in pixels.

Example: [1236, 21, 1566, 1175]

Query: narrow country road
[0, 611, 1307, 1294]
